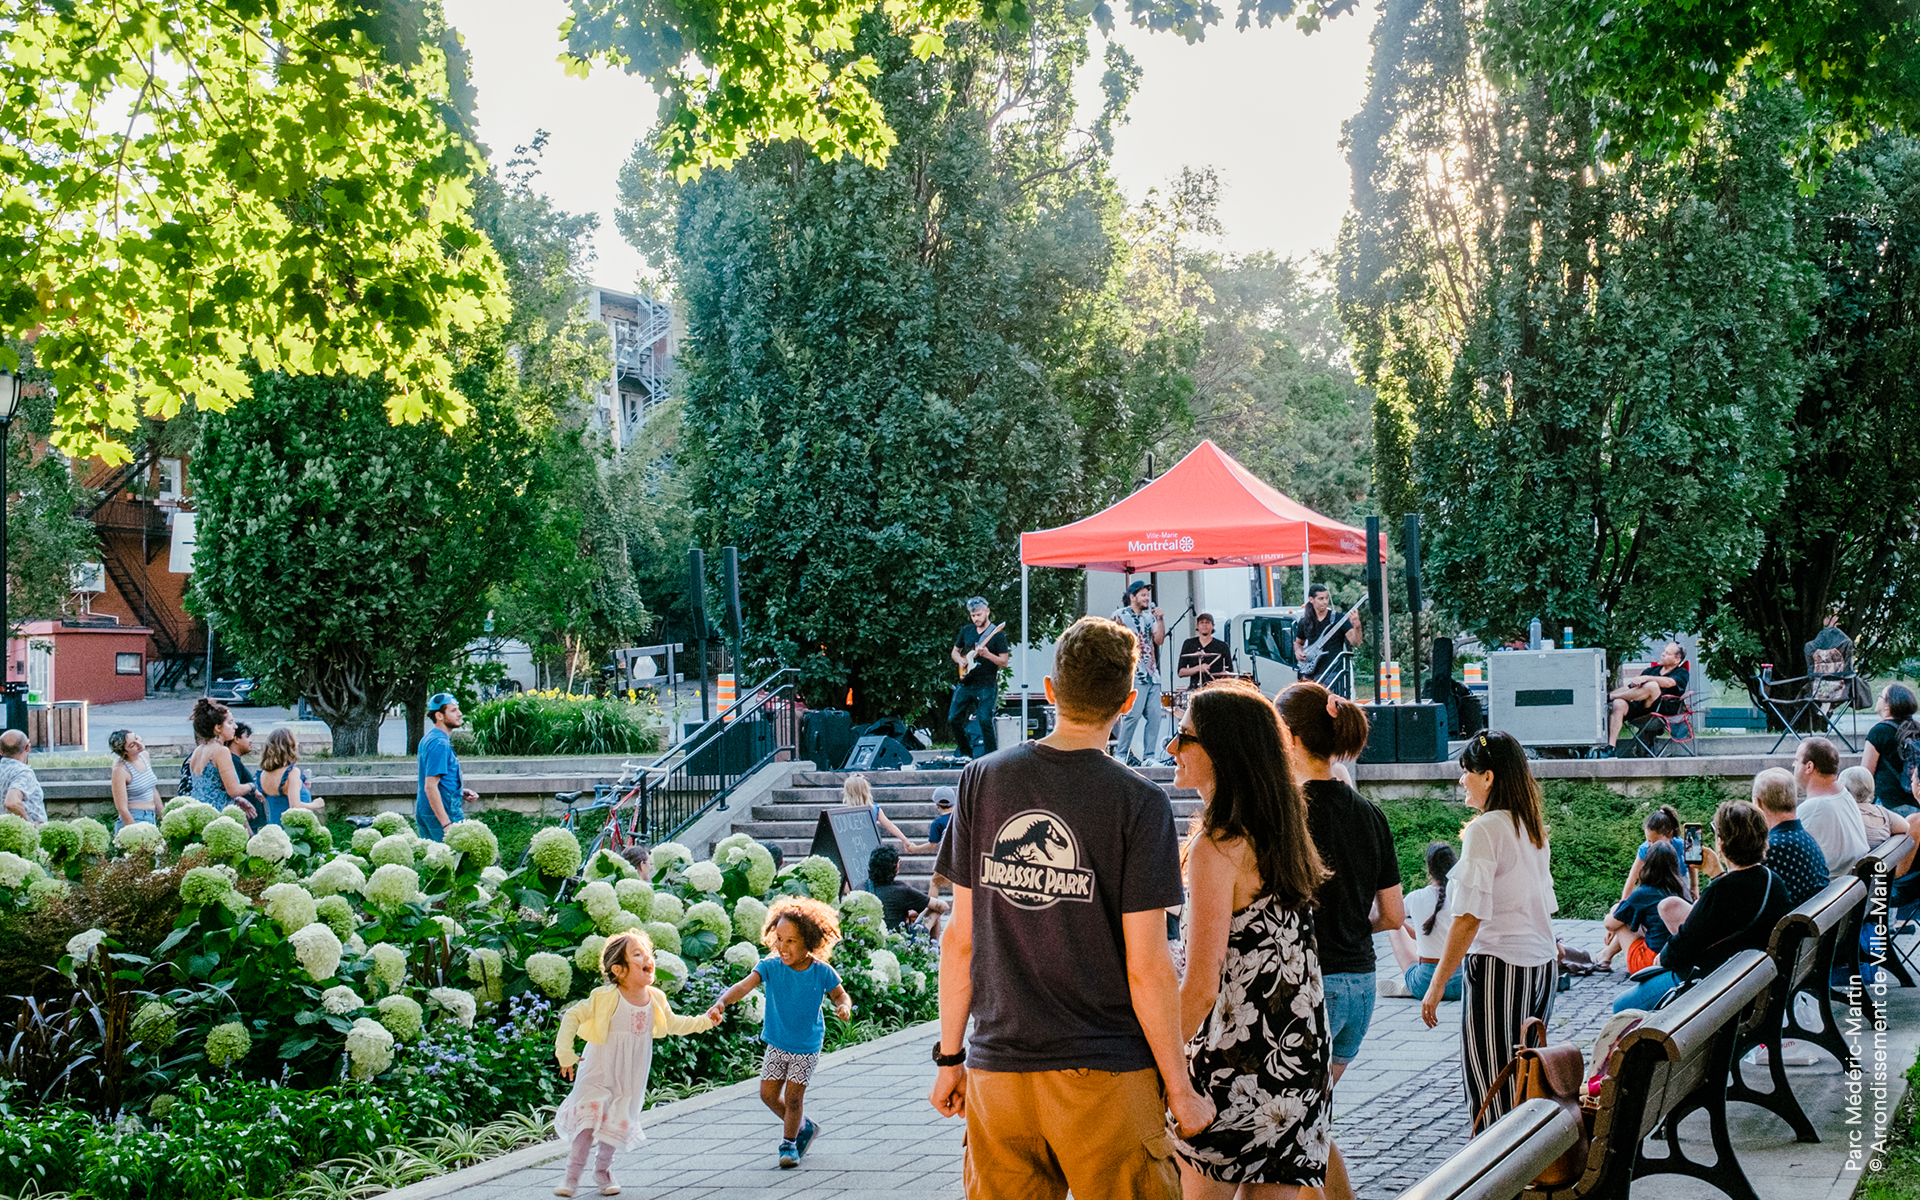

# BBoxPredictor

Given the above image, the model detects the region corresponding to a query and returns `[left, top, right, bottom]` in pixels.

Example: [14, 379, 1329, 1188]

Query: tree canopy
[0, 0, 506, 462]
[1481, 0, 1920, 166]
[565, 0, 1360, 177]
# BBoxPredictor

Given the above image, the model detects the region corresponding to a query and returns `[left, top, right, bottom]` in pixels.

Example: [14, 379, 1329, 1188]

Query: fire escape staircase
[74, 445, 191, 664]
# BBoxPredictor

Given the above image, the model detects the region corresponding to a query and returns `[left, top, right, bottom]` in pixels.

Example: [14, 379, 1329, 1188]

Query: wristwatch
[931, 1043, 966, 1067]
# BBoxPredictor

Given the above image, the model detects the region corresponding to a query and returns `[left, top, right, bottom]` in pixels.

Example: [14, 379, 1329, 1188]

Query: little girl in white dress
[553, 931, 716, 1196]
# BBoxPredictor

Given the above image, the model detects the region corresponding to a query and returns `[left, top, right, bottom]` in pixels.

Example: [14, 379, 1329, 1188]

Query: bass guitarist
[1294, 583, 1363, 697]
[950, 597, 1011, 759]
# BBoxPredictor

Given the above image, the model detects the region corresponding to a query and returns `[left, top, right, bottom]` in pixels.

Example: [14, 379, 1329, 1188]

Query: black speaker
[1396, 703, 1449, 763]
[1359, 704, 1397, 763]
[1404, 513, 1422, 702]
[1365, 518, 1384, 617]
[844, 734, 914, 772]
[1428, 637, 1458, 734]
[687, 548, 708, 641]
[722, 546, 743, 641]
[802, 710, 854, 770]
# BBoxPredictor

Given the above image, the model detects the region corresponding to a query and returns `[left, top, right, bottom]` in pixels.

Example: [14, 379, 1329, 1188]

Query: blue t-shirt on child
[757, 955, 842, 1055]
[1611, 885, 1680, 955]
[1636, 837, 1676, 862]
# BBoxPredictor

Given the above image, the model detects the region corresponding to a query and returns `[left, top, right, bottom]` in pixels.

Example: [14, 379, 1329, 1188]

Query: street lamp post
[0, 370, 22, 733]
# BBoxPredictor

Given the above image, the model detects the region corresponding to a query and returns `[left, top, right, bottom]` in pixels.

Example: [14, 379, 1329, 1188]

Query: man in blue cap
[417, 693, 477, 840]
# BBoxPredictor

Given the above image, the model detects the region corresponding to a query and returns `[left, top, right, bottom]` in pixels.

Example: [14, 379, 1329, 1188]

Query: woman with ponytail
[1420, 730, 1559, 1125]
[1389, 843, 1464, 1001]
[1276, 683, 1404, 1086]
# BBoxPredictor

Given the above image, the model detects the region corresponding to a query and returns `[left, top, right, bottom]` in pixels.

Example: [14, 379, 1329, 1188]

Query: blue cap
[1126, 580, 1151, 596]
[428, 692, 458, 712]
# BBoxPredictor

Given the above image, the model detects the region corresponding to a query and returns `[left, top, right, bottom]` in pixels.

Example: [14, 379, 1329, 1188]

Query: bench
[1536, 948, 1776, 1200]
[1855, 833, 1919, 989]
[1396, 1099, 1583, 1200]
[1726, 875, 1866, 1142]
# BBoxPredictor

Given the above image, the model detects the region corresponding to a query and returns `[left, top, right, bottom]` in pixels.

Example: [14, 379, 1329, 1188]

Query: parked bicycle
[516, 760, 650, 871]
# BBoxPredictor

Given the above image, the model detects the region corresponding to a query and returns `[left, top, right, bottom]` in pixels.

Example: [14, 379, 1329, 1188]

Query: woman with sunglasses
[1420, 730, 1559, 1126]
[1166, 680, 1345, 1200]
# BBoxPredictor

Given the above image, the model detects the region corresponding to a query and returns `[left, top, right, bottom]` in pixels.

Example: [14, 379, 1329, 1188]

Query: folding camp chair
[1750, 667, 1858, 754]
[1626, 689, 1699, 758]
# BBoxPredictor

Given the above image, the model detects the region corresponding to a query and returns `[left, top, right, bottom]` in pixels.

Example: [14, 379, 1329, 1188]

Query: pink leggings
[565, 1129, 617, 1186]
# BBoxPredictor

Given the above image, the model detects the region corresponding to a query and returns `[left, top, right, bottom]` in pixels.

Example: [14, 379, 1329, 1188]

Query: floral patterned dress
[555, 994, 655, 1150]
[1171, 893, 1333, 1185]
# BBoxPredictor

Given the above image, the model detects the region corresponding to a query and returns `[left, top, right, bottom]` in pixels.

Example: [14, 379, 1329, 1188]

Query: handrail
[633, 667, 802, 843]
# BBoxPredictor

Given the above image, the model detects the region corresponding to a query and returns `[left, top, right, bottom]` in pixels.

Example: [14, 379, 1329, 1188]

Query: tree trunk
[302, 653, 395, 759]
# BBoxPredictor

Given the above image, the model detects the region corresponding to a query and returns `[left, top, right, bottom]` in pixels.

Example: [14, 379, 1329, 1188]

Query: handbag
[1470, 1016, 1592, 1188]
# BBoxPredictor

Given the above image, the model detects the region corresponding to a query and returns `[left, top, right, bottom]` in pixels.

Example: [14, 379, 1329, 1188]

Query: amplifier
[1487, 649, 1608, 746]
[1359, 705, 1398, 763]
[1395, 703, 1449, 763]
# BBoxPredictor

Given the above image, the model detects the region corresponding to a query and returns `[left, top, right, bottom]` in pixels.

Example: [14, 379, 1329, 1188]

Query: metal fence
[641, 667, 801, 843]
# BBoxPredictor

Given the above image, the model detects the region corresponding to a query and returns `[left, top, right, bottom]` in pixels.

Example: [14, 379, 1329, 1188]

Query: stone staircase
[726, 766, 1204, 892]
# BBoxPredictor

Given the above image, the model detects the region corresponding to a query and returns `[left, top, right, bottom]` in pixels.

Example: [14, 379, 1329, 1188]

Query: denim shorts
[1405, 961, 1463, 1002]
[1323, 971, 1378, 1064]
[115, 808, 159, 834]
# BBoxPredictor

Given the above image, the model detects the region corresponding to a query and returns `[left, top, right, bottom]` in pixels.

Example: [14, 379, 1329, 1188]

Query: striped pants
[1461, 953, 1559, 1125]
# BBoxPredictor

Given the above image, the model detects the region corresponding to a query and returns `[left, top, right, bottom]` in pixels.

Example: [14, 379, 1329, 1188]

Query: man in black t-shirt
[930, 616, 1211, 1197]
[1605, 642, 1690, 754]
[1293, 584, 1362, 696]
[949, 597, 1010, 759]
[1175, 613, 1232, 689]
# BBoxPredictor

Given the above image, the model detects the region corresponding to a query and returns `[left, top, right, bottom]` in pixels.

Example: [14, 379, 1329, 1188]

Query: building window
[157, 458, 185, 501]
[116, 652, 143, 676]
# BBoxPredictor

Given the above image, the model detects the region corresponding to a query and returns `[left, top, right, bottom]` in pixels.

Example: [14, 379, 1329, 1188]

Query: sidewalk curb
[378, 1018, 942, 1199]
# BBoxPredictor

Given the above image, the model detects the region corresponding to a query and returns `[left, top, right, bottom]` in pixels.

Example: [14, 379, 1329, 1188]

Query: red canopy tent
[1020, 440, 1380, 571]
[1010, 442, 1384, 721]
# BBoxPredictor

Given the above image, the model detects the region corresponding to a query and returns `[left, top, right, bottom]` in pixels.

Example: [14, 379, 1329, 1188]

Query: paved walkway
[413, 919, 1919, 1200]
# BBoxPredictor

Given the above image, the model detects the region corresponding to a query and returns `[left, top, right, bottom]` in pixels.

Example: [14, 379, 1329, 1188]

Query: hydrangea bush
[4, 799, 939, 1172]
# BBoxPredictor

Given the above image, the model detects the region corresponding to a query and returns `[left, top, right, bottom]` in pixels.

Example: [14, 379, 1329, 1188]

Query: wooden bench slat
[1395, 1099, 1580, 1200]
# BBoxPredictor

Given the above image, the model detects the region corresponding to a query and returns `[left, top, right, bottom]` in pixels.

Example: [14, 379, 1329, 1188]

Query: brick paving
[420, 922, 1639, 1200]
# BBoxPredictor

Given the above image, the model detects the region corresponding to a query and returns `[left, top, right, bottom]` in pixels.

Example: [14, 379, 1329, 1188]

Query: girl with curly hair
[706, 896, 853, 1169]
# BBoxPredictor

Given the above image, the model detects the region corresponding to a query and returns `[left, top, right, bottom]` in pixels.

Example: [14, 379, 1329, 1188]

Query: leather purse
[1471, 1016, 1592, 1188]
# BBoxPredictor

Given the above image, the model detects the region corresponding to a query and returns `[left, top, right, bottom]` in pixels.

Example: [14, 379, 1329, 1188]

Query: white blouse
[1449, 809, 1558, 967]
[1404, 884, 1454, 960]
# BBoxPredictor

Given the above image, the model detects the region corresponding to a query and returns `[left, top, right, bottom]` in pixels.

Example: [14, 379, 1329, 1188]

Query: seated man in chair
[1605, 642, 1689, 757]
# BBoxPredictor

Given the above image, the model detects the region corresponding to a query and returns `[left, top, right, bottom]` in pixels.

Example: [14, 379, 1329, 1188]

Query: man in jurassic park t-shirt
[929, 616, 1213, 1199]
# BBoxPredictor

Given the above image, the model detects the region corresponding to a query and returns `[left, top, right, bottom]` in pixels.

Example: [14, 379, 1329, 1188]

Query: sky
[442, 0, 1380, 293]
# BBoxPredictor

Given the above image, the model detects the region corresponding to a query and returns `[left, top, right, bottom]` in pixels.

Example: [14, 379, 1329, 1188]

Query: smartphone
[1683, 823, 1704, 865]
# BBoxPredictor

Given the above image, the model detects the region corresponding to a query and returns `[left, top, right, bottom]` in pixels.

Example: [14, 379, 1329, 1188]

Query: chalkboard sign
[810, 805, 884, 894]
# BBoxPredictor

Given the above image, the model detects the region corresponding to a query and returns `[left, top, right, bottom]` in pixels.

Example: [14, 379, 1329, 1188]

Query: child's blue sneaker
[778, 1140, 799, 1169]
[796, 1118, 819, 1158]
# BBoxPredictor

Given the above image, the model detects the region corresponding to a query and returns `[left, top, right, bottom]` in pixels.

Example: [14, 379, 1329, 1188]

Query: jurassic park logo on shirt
[980, 810, 1095, 910]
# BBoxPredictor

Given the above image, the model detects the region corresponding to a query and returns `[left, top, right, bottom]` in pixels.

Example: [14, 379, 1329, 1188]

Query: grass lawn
[1863, 1047, 1920, 1200]
[1375, 774, 1741, 920]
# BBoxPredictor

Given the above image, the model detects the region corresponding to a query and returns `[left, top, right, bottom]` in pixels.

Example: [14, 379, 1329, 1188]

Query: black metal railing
[640, 667, 801, 842]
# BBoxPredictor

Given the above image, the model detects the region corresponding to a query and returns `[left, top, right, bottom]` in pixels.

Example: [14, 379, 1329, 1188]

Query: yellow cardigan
[555, 984, 716, 1069]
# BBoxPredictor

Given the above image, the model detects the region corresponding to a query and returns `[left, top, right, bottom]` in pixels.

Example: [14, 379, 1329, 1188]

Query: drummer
[1176, 613, 1232, 690]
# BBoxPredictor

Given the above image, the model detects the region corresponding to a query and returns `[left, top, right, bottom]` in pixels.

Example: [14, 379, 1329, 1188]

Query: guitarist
[950, 597, 1011, 759]
[1294, 583, 1363, 697]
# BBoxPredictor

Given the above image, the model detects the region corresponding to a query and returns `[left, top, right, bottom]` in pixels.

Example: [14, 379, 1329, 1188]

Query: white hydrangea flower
[246, 825, 293, 865]
[260, 883, 318, 935]
[65, 928, 108, 966]
[370, 943, 407, 995]
[288, 923, 343, 982]
[345, 1016, 395, 1080]
[743, 991, 766, 1024]
[369, 833, 415, 869]
[320, 985, 364, 1015]
[525, 951, 572, 998]
[480, 865, 508, 887]
[724, 941, 760, 971]
[428, 987, 477, 1028]
[904, 969, 927, 994]
[575, 880, 620, 921]
[306, 858, 367, 899]
[419, 840, 454, 870]
[466, 947, 505, 1001]
[113, 822, 164, 856]
[434, 915, 464, 939]
[682, 860, 724, 894]
[575, 935, 608, 975]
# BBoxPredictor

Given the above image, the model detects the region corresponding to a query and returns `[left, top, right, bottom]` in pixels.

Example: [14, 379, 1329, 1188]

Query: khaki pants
[963, 1066, 1179, 1200]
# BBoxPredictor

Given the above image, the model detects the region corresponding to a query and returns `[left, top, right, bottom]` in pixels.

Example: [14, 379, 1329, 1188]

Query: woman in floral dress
[1168, 679, 1343, 1198]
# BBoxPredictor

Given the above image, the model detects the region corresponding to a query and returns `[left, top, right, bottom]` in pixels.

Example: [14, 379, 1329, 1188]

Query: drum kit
[1161, 674, 1261, 725]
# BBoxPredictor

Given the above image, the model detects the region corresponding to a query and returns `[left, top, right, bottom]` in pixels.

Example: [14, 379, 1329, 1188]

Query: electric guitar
[1295, 597, 1367, 680]
[958, 622, 1007, 680]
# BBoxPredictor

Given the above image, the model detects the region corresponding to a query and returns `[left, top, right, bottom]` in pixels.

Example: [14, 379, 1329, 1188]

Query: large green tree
[1340, 0, 1822, 665]
[0, 0, 507, 462]
[0, 347, 99, 636]
[191, 369, 545, 754]
[1709, 137, 1920, 681]
[619, 0, 1189, 717]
